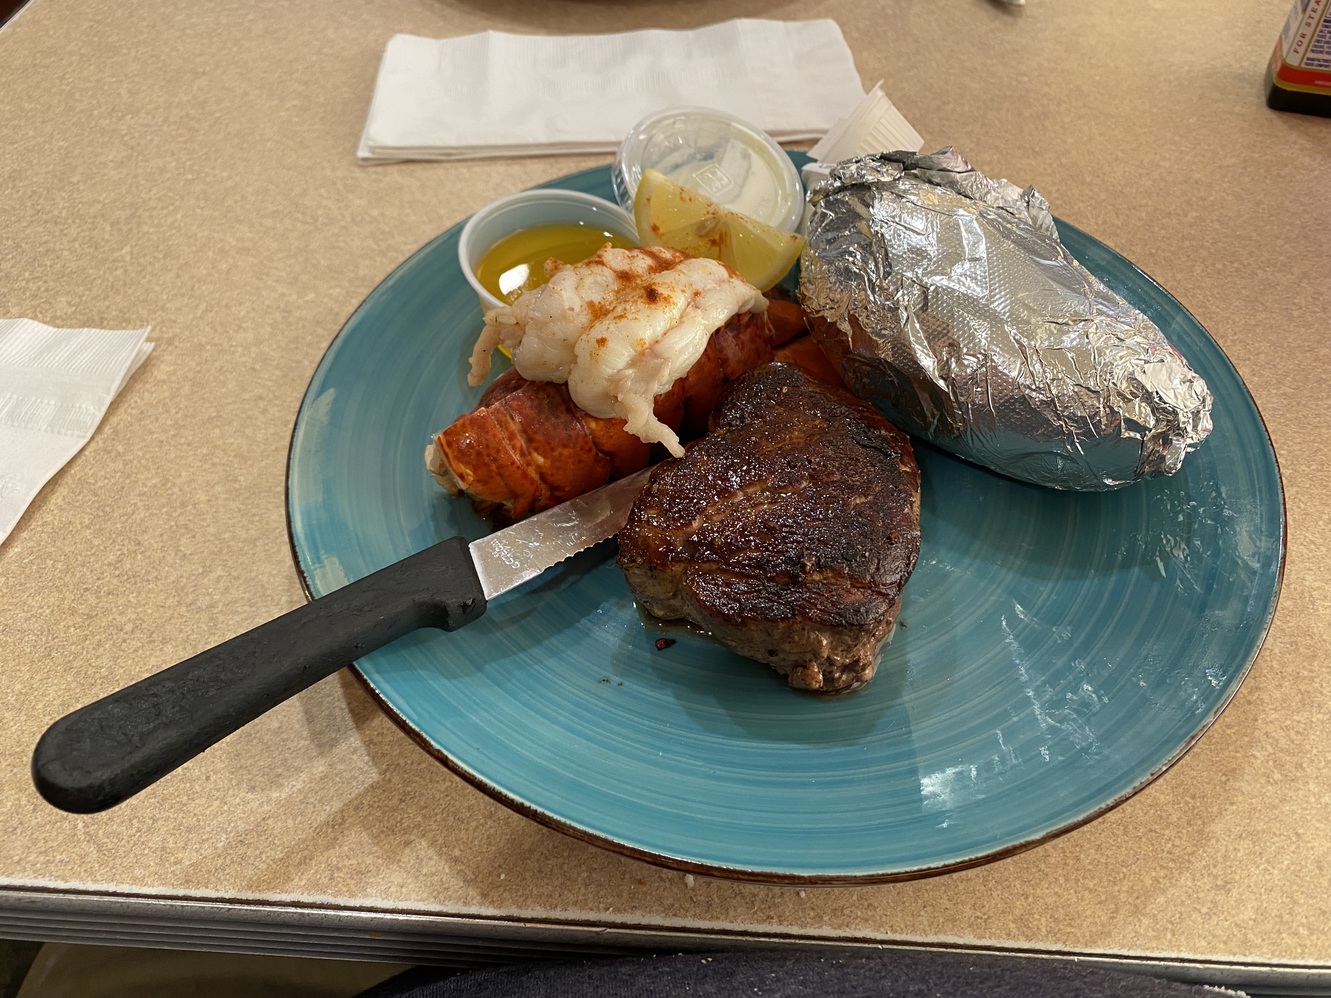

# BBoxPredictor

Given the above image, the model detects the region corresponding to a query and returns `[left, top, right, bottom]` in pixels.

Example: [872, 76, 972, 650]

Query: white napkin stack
[0, 319, 153, 547]
[358, 18, 866, 163]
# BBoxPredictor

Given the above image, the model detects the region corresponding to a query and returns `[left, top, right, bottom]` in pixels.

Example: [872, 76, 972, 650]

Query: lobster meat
[428, 298, 814, 522]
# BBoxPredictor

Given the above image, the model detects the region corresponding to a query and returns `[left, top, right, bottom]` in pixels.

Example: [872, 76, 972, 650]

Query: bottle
[1266, 0, 1331, 117]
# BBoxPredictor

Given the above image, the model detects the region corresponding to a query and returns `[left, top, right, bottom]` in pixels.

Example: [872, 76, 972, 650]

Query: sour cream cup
[613, 107, 805, 234]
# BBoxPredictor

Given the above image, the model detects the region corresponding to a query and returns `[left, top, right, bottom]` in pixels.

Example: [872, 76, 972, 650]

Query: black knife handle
[32, 536, 486, 814]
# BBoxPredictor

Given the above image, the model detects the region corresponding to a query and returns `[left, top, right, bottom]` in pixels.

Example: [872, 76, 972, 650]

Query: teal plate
[287, 163, 1284, 883]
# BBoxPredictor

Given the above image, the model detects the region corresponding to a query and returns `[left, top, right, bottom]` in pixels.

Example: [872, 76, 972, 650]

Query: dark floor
[0, 940, 41, 998]
[0, 939, 409, 996]
[0, 941, 1324, 998]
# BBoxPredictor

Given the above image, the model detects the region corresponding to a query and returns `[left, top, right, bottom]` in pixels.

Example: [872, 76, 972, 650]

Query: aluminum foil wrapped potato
[798, 149, 1213, 490]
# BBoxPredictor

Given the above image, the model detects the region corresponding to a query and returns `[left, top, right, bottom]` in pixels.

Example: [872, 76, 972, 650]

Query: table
[2, 0, 1328, 991]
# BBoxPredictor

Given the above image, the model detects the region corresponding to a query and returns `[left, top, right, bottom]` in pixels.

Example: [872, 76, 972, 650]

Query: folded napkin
[358, 18, 866, 163]
[0, 319, 153, 547]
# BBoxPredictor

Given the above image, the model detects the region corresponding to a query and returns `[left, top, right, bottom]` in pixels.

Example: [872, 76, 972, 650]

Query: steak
[616, 362, 921, 692]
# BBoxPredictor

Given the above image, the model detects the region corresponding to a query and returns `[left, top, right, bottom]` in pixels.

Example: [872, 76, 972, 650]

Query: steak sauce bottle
[1266, 0, 1331, 116]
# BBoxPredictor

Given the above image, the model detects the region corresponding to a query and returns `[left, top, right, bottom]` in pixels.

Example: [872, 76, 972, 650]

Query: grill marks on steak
[617, 363, 921, 692]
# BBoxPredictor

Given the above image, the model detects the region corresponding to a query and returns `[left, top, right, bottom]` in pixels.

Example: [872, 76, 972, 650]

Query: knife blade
[32, 466, 654, 814]
[470, 465, 652, 600]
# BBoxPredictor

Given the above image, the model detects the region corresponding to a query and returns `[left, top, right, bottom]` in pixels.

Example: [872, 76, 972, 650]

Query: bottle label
[1272, 0, 1331, 93]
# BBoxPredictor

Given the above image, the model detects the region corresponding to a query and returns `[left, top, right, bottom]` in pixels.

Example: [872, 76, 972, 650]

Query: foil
[798, 149, 1213, 490]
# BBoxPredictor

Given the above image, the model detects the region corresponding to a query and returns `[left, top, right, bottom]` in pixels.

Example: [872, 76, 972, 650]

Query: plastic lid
[613, 107, 805, 234]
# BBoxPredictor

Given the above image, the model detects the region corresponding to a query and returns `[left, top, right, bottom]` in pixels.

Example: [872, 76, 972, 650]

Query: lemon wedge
[633, 169, 804, 291]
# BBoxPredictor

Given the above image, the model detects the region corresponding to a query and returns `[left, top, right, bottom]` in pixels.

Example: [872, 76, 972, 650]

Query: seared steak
[617, 363, 921, 692]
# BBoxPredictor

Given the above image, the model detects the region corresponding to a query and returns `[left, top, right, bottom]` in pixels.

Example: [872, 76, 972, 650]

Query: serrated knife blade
[469, 465, 653, 600]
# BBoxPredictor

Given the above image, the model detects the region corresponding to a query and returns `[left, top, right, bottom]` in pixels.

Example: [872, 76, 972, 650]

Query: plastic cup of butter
[458, 190, 639, 313]
[613, 106, 805, 234]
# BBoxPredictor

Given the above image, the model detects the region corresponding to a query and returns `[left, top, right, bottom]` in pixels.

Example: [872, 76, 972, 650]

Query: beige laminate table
[2, 0, 1328, 990]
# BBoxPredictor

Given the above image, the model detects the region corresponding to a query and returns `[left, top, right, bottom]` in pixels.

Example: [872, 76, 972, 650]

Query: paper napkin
[358, 18, 866, 163]
[0, 319, 153, 547]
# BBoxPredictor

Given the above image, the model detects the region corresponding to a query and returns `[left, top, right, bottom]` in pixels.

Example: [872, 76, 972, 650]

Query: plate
[286, 162, 1284, 883]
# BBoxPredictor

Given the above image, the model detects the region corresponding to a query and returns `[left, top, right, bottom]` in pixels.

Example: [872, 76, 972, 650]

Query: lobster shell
[427, 299, 815, 522]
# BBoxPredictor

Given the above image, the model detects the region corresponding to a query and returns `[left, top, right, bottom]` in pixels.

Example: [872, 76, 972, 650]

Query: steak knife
[32, 467, 653, 814]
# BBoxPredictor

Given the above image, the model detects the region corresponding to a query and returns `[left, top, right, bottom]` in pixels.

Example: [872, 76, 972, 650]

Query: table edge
[1, 885, 1328, 990]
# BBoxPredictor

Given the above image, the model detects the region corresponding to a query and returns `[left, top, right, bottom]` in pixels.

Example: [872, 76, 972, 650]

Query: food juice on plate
[475, 224, 636, 305]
